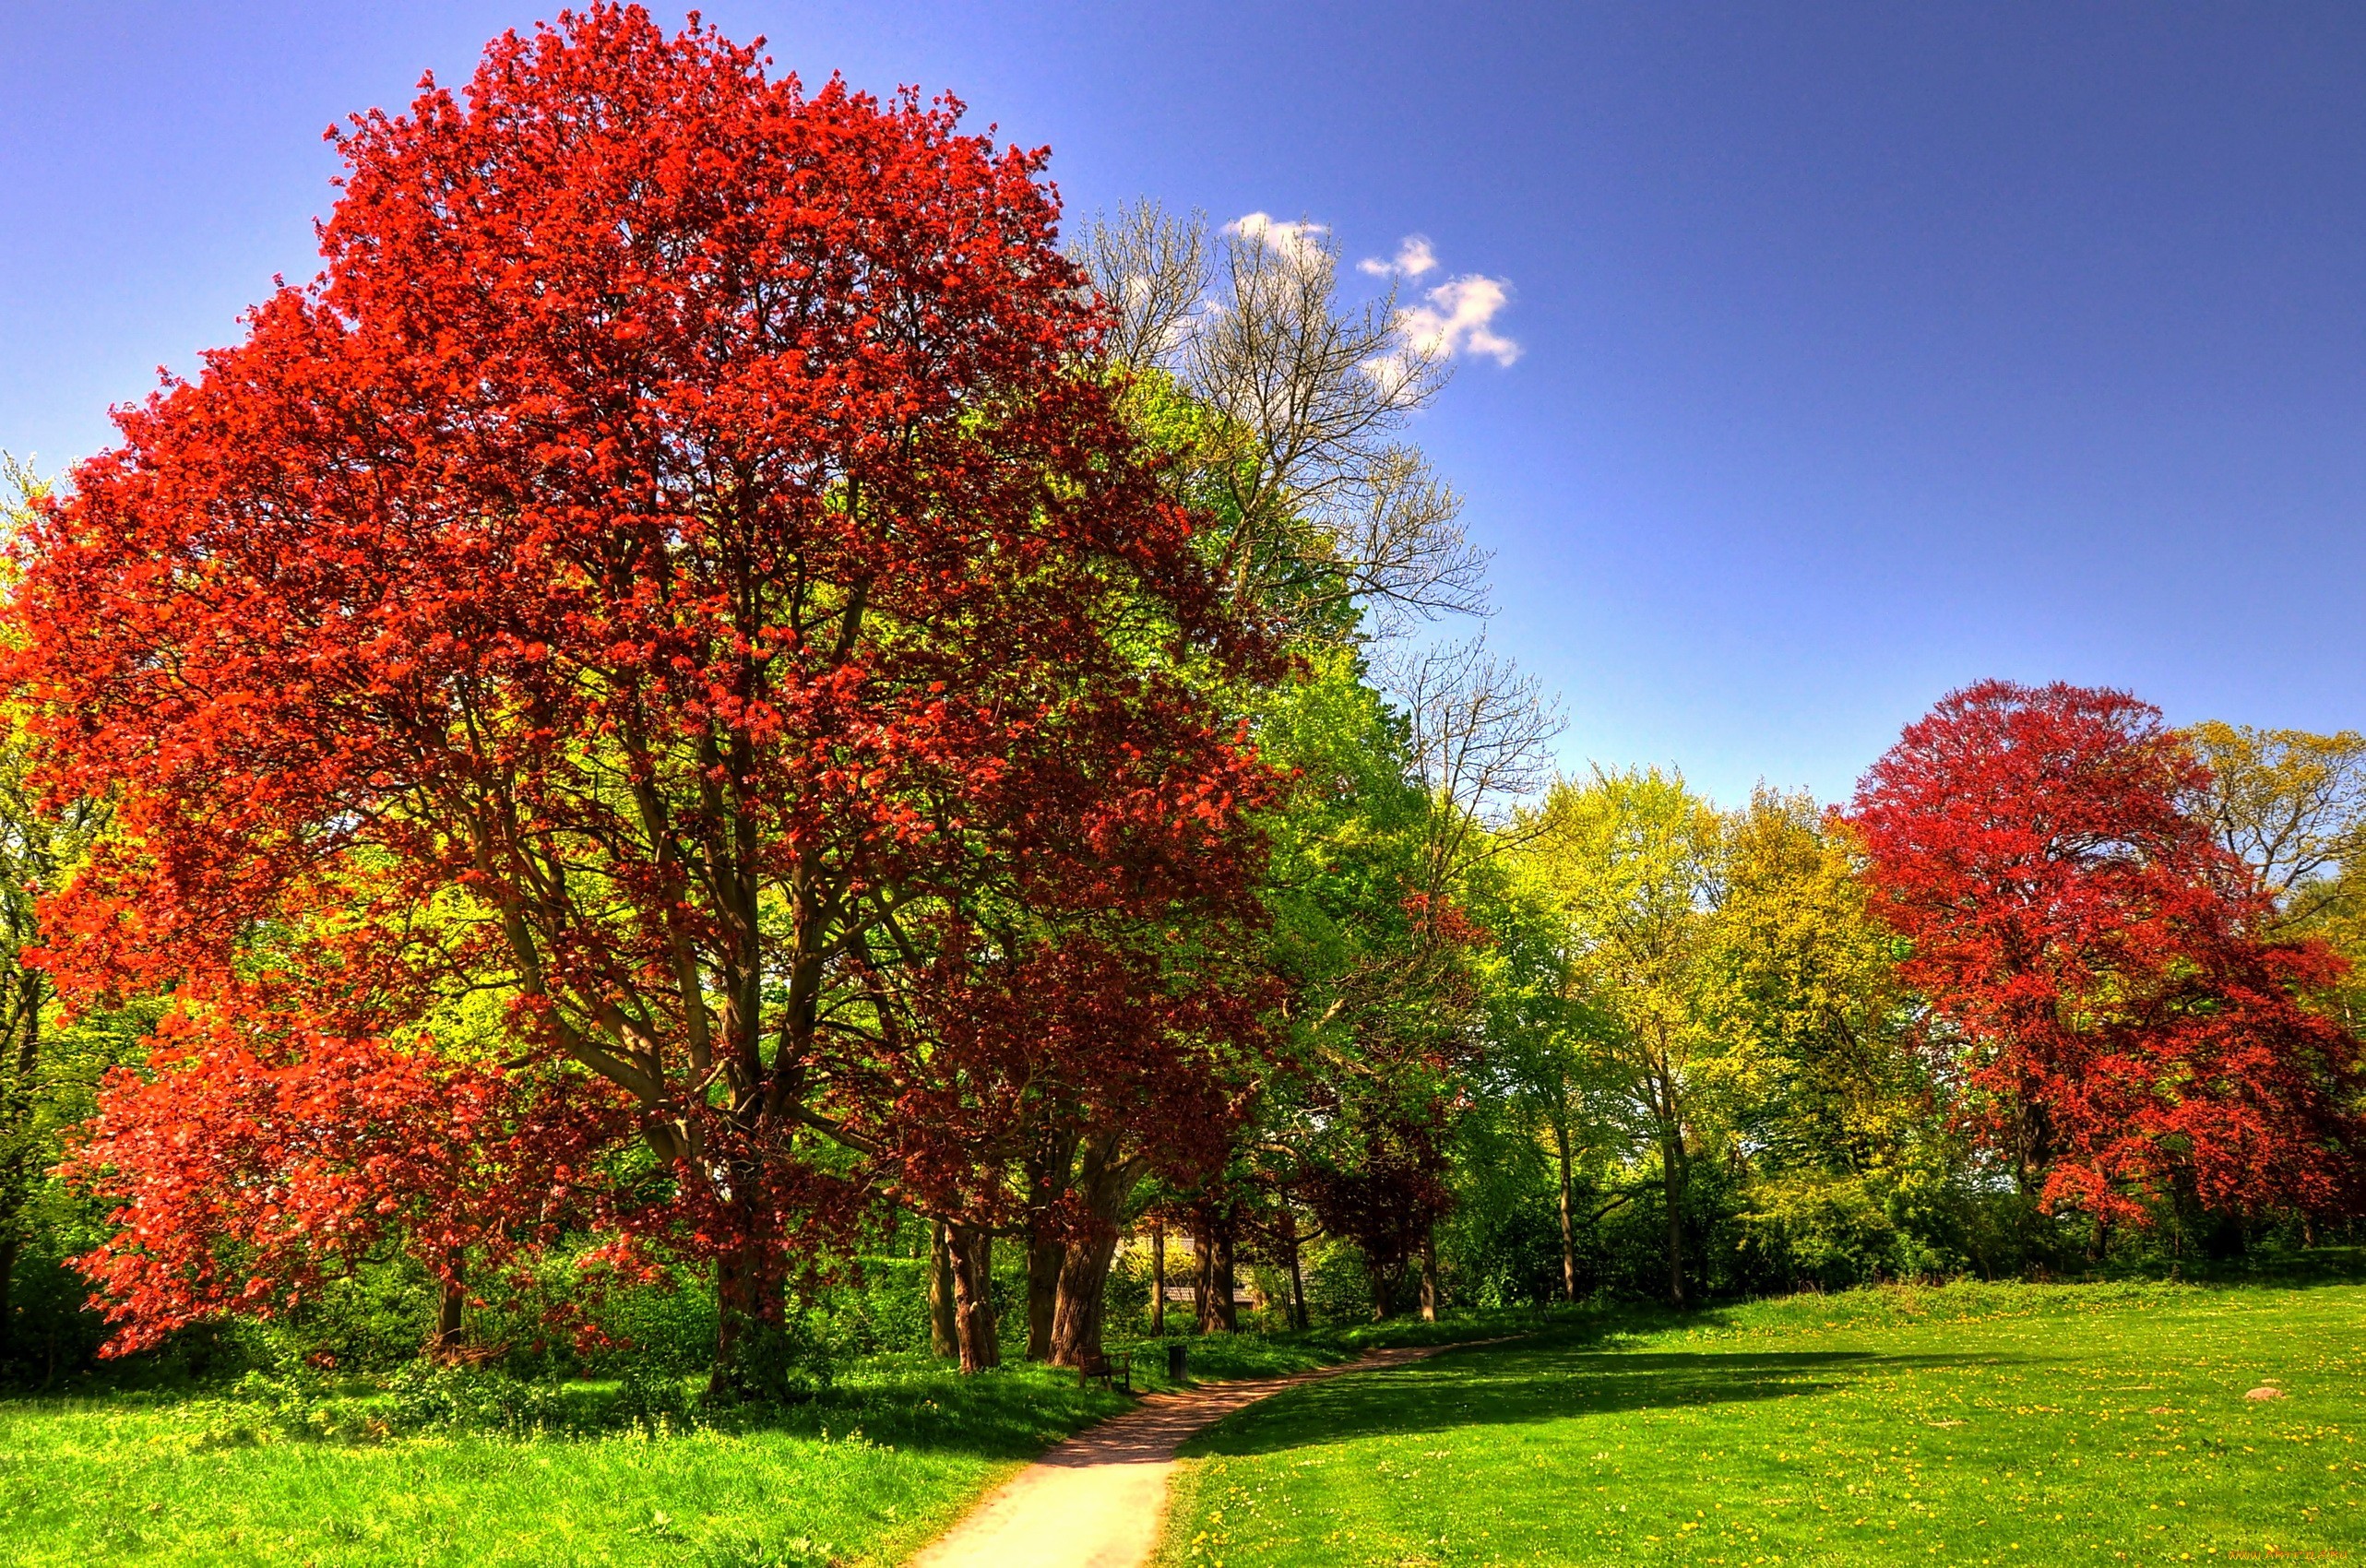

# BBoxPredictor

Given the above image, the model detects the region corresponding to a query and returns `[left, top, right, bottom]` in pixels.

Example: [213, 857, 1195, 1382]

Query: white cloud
[1397, 274, 1520, 367]
[1358, 234, 1438, 279]
[1225, 211, 1330, 273]
[1231, 214, 1521, 373]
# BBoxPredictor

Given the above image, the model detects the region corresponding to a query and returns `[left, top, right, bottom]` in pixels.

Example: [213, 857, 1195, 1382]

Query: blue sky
[5, 3, 2360, 806]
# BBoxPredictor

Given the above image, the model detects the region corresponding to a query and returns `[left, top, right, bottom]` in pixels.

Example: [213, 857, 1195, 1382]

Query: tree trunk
[1050, 1227, 1122, 1369]
[1215, 1227, 1237, 1331]
[0, 1229, 18, 1356]
[1151, 1220, 1166, 1336]
[1025, 1230, 1063, 1361]
[1660, 1136, 1687, 1310]
[1282, 1207, 1309, 1331]
[1194, 1223, 1213, 1329]
[949, 1224, 1000, 1373]
[1021, 1133, 1077, 1361]
[1419, 1226, 1440, 1323]
[1554, 1124, 1578, 1302]
[927, 1218, 957, 1358]
[1370, 1258, 1396, 1321]
[0, 987, 39, 1359]
[1051, 1134, 1141, 1367]
[1193, 1211, 1238, 1334]
[708, 1229, 786, 1397]
[431, 1277, 464, 1358]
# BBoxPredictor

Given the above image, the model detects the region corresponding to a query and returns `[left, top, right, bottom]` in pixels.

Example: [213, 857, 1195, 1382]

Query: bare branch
[1073, 201, 1208, 374]
[1330, 445, 1490, 634]
[1377, 636, 1564, 886]
[1079, 205, 1489, 636]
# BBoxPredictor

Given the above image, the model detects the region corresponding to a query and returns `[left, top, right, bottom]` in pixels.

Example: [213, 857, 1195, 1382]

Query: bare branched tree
[1074, 199, 1208, 374]
[1378, 636, 1564, 894]
[1074, 204, 1491, 637]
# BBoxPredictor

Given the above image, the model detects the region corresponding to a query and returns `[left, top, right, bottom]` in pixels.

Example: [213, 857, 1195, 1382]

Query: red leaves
[9, 6, 1278, 1351]
[63, 1015, 630, 1355]
[1852, 680, 2366, 1224]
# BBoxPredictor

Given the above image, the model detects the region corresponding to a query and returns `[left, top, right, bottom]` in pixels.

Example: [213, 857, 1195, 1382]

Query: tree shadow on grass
[1179, 1338, 2021, 1457]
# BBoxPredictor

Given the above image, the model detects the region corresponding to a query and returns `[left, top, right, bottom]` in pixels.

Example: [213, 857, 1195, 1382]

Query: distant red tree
[1851, 680, 2366, 1229]
[10, 6, 1273, 1373]
[1303, 1109, 1456, 1320]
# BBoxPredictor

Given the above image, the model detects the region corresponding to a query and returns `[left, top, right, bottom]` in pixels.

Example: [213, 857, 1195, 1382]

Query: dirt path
[904, 1345, 1442, 1568]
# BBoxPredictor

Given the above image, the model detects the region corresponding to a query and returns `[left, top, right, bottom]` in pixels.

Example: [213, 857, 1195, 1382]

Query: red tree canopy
[1851, 679, 2365, 1225]
[11, 6, 1275, 1353]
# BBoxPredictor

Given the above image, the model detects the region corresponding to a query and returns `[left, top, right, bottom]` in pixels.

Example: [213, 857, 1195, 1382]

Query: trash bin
[1167, 1342, 1188, 1383]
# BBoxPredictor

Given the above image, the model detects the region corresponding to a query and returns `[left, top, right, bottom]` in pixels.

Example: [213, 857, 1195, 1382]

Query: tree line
[0, 7, 2358, 1392]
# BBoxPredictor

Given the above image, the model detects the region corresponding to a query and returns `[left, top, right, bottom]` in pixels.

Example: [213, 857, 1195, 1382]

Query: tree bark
[1419, 1225, 1440, 1323]
[1050, 1227, 1121, 1368]
[1022, 1133, 1077, 1361]
[1026, 1230, 1063, 1361]
[1193, 1210, 1239, 1334]
[1051, 1134, 1143, 1366]
[1282, 1207, 1309, 1331]
[927, 1218, 957, 1357]
[1215, 1226, 1237, 1331]
[431, 1277, 464, 1358]
[0, 1230, 18, 1356]
[1660, 1135, 1688, 1310]
[0, 983, 40, 1358]
[1554, 1123, 1578, 1302]
[1151, 1220, 1166, 1336]
[708, 1227, 787, 1397]
[949, 1223, 1000, 1373]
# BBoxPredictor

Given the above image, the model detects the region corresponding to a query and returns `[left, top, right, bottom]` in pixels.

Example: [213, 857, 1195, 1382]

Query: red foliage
[1851, 680, 2366, 1224]
[61, 1014, 633, 1355]
[1302, 1109, 1454, 1314]
[844, 924, 1273, 1226]
[10, 6, 1275, 1353]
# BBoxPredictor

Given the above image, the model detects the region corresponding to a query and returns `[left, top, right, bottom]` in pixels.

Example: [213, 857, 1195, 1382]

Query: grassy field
[0, 1357, 1083, 1567]
[8, 1282, 2358, 1566]
[0, 1318, 1489, 1567]
[1157, 1279, 2364, 1567]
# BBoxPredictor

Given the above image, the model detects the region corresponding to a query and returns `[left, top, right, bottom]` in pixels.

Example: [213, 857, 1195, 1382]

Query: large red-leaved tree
[10, 6, 1275, 1376]
[1851, 680, 2366, 1236]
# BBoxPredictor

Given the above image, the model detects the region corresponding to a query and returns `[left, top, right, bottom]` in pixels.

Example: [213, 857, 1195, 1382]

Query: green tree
[1522, 768, 1729, 1307]
[1711, 789, 1958, 1287]
[1475, 862, 1630, 1301]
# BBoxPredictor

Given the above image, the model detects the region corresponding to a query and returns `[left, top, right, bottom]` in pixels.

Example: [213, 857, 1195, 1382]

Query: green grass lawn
[1159, 1280, 2365, 1567]
[0, 1355, 1100, 1567]
[0, 1318, 1503, 1567]
[10, 1284, 2357, 1566]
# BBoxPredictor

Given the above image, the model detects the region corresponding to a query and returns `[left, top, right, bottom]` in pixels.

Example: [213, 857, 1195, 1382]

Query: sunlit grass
[0, 1354, 1124, 1567]
[11, 1284, 2354, 1565]
[0, 1315, 1531, 1566]
[1159, 1279, 2364, 1566]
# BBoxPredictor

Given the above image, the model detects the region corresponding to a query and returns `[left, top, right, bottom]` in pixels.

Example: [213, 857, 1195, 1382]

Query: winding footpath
[906, 1345, 1443, 1568]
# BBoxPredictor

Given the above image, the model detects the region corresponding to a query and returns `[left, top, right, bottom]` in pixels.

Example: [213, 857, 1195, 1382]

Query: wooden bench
[1076, 1349, 1132, 1393]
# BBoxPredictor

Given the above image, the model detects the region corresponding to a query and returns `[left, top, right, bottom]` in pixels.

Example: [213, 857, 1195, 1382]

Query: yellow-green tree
[2188, 721, 2366, 1033]
[2185, 721, 2366, 910]
[1476, 860, 1629, 1301]
[1711, 790, 1956, 1286]
[1521, 767, 1729, 1306]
